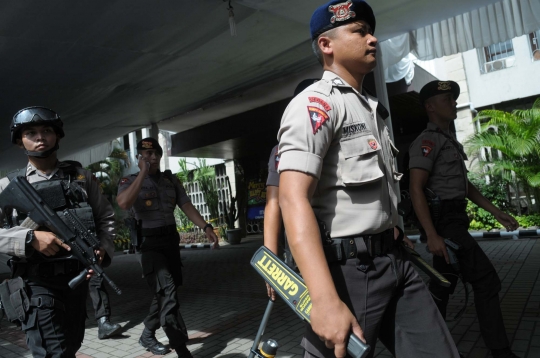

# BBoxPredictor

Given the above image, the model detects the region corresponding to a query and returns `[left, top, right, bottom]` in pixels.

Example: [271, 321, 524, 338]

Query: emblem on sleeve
[368, 139, 378, 150]
[328, 0, 356, 23]
[120, 178, 129, 185]
[274, 153, 280, 170]
[308, 97, 332, 111]
[422, 146, 432, 157]
[422, 139, 436, 147]
[307, 106, 329, 134]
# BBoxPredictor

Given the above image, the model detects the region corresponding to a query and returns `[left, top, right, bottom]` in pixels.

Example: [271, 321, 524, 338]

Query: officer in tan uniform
[277, 2, 459, 357]
[0, 107, 115, 357]
[117, 137, 218, 358]
[409, 80, 520, 358]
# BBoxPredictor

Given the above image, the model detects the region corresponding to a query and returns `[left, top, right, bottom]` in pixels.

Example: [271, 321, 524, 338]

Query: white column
[141, 127, 150, 138]
[128, 132, 137, 165]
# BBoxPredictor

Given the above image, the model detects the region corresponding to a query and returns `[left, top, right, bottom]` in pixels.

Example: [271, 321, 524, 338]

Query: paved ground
[1, 236, 540, 358]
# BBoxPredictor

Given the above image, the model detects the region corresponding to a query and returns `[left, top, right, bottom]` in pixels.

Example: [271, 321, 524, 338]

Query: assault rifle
[251, 246, 370, 358]
[0, 176, 121, 295]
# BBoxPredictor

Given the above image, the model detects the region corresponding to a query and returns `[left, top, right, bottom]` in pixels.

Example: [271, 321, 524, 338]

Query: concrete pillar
[141, 127, 150, 138]
[128, 132, 137, 166]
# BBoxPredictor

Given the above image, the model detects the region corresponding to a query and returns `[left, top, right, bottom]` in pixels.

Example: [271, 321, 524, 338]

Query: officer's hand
[426, 234, 449, 264]
[94, 247, 106, 265]
[204, 228, 220, 250]
[310, 298, 365, 358]
[402, 236, 415, 249]
[32, 231, 71, 256]
[137, 154, 150, 173]
[86, 269, 94, 280]
[265, 283, 276, 301]
[495, 211, 519, 232]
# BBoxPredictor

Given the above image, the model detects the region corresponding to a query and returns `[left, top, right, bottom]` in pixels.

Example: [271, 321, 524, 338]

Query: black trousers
[302, 240, 459, 358]
[88, 274, 110, 320]
[23, 279, 88, 358]
[429, 211, 509, 350]
[140, 239, 187, 350]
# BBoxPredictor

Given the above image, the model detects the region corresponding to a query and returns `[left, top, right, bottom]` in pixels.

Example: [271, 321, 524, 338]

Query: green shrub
[516, 214, 540, 228]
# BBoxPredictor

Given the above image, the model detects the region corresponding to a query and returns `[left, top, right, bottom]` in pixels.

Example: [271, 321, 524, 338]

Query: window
[478, 39, 515, 74]
[529, 30, 540, 61]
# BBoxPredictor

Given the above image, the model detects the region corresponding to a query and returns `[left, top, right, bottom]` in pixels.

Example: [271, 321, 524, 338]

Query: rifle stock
[0, 176, 121, 295]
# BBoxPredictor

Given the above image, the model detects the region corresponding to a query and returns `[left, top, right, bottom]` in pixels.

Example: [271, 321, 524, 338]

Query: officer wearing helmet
[117, 137, 219, 358]
[0, 106, 115, 357]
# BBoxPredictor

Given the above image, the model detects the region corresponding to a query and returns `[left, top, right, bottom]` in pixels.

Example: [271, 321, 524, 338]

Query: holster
[0, 277, 30, 323]
[125, 217, 142, 248]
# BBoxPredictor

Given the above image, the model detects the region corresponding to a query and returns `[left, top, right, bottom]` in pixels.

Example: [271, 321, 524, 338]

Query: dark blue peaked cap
[310, 0, 376, 40]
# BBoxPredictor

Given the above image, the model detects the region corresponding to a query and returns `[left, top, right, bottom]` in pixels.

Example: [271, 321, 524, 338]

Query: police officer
[0, 106, 115, 357]
[277, 1, 459, 357]
[61, 160, 122, 340]
[116, 137, 219, 358]
[409, 80, 520, 358]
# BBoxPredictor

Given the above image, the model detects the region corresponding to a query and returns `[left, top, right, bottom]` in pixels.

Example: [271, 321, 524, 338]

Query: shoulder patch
[307, 107, 329, 134]
[120, 178, 129, 185]
[421, 146, 432, 157]
[422, 139, 436, 147]
[308, 97, 331, 111]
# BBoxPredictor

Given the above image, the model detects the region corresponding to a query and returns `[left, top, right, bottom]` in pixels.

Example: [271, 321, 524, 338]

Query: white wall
[463, 35, 540, 108]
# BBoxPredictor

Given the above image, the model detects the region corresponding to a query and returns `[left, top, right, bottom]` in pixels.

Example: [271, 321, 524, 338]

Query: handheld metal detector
[250, 246, 370, 358]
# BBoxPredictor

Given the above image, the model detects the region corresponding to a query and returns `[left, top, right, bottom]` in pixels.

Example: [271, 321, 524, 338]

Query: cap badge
[141, 141, 153, 149]
[437, 81, 451, 91]
[76, 174, 85, 180]
[328, 0, 356, 24]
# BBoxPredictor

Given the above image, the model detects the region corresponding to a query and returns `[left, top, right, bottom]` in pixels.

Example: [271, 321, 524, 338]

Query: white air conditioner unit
[484, 59, 507, 73]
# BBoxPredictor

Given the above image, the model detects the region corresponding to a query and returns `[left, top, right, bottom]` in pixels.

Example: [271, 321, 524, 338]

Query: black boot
[97, 316, 122, 339]
[139, 327, 171, 355]
[175, 343, 193, 358]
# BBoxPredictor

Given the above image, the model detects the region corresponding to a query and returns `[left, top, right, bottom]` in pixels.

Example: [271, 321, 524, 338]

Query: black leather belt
[324, 228, 394, 264]
[141, 224, 177, 237]
[24, 260, 84, 278]
[441, 200, 467, 214]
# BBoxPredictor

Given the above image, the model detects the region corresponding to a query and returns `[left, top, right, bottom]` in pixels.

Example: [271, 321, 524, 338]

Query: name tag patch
[343, 122, 367, 137]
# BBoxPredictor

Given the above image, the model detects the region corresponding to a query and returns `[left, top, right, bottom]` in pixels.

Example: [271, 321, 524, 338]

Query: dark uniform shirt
[117, 171, 190, 229]
[408, 122, 468, 200]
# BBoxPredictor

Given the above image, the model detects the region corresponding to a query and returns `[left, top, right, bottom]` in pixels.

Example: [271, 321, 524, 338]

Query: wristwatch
[202, 223, 213, 232]
[25, 230, 35, 249]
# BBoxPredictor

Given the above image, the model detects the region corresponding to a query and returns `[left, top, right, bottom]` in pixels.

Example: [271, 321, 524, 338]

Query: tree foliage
[465, 98, 540, 211]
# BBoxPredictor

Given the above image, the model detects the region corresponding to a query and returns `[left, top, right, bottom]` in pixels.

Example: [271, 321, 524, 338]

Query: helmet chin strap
[24, 142, 59, 158]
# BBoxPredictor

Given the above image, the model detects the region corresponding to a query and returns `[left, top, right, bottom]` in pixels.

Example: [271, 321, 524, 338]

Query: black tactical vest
[6, 163, 96, 263]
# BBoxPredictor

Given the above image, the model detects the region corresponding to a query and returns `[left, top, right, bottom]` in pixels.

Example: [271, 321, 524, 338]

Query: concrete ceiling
[0, 0, 503, 169]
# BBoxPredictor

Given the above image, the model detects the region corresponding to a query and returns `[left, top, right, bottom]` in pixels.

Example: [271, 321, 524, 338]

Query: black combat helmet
[11, 106, 65, 157]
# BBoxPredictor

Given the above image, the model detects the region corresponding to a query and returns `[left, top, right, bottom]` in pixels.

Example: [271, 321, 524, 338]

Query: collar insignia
[328, 0, 356, 24]
[332, 78, 345, 86]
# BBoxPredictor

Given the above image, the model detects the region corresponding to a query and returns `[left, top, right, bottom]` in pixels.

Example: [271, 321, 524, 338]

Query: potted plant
[223, 176, 242, 244]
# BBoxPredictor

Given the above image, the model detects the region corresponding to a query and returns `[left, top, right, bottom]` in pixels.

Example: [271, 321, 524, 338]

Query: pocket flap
[341, 135, 381, 159]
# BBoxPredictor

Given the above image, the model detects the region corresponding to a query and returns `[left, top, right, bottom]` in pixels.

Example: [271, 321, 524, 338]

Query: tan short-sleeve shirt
[408, 122, 468, 200]
[278, 71, 400, 237]
[117, 171, 190, 229]
[266, 145, 280, 187]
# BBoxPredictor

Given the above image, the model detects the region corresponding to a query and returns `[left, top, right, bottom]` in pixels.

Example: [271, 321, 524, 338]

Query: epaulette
[6, 168, 26, 181]
[309, 79, 333, 96]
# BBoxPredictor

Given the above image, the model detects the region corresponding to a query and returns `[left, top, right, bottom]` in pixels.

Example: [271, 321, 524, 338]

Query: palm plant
[465, 98, 540, 210]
